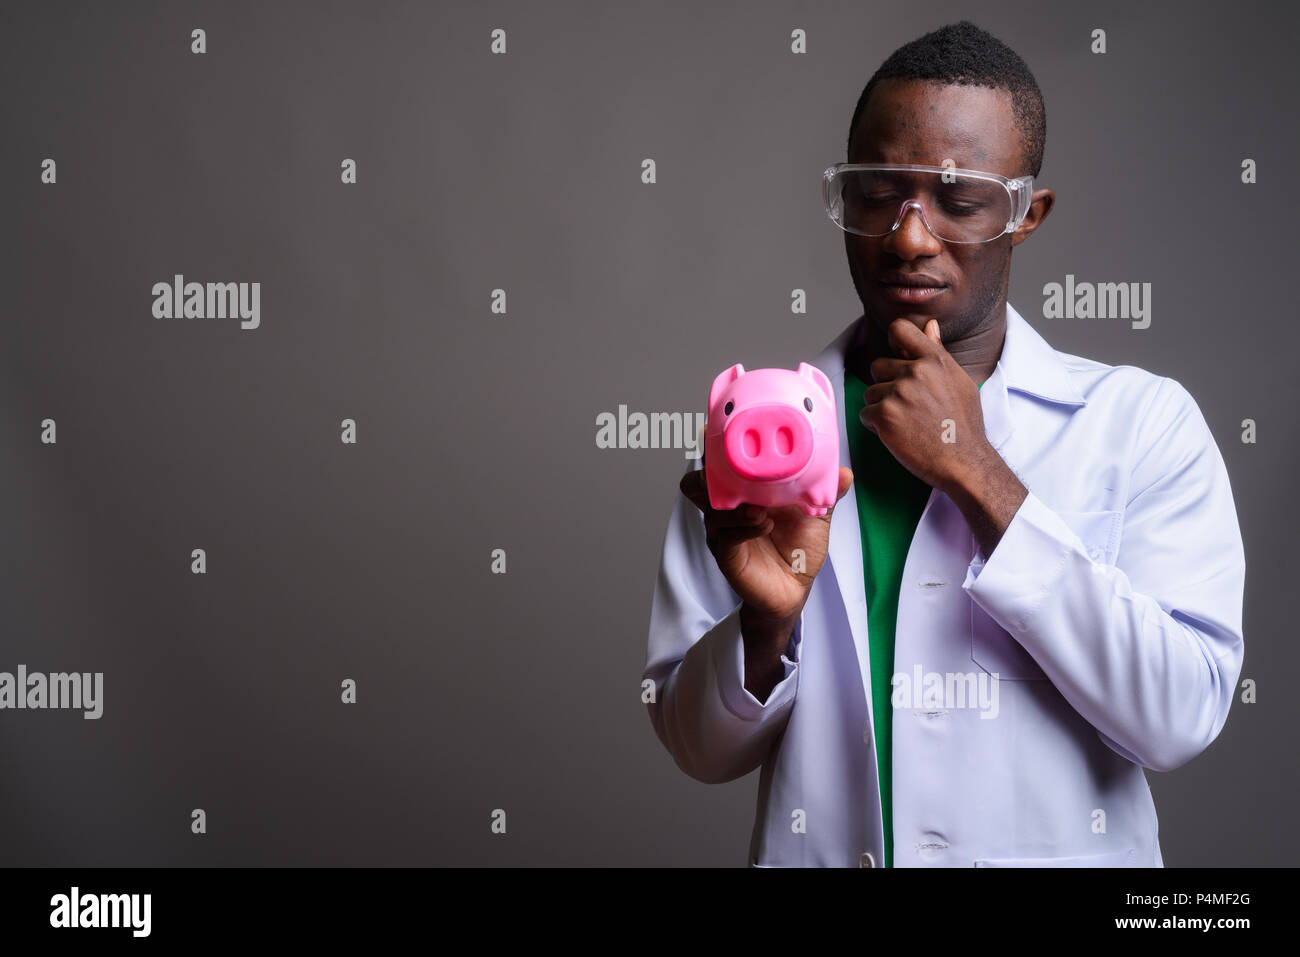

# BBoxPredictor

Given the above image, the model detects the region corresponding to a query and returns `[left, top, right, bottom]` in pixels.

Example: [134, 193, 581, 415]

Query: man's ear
[1011, 188, 1054, 248]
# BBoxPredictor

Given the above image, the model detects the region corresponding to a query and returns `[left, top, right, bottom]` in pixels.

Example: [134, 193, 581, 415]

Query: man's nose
[884, 203, 942, 257]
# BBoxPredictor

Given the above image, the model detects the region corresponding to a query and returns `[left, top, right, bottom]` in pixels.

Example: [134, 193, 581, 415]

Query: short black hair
[846, 20, 1046, 179]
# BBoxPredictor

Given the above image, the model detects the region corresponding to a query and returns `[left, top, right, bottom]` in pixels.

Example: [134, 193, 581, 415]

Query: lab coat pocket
[970, 509, 1122, 681]
[974, 848, 1136, 867]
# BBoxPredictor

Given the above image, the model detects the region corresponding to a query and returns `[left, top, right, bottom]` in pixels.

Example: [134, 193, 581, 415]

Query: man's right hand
[679, 459, 854, 700]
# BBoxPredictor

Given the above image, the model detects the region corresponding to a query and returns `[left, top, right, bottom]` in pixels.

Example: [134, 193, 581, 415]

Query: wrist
[739, 603, 799, 648]
[739, 603, 799, 703]
[943, 440, 1000, 500]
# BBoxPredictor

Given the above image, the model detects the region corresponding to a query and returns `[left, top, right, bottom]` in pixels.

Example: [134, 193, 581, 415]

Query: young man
[643, 21, 1245, 868]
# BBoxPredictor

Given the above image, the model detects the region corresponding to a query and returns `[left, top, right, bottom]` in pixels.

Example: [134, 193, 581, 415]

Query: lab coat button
[859, 852, 876, 868]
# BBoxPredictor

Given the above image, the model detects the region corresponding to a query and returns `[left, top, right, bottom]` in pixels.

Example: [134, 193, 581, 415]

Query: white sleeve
[643, 464, 803, 784]
[962, 377, 1245, 772]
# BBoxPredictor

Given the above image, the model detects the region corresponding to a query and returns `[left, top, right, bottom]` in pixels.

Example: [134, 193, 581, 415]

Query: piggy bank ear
[708, 364, 745, 412]
[797, 362, 834, 405]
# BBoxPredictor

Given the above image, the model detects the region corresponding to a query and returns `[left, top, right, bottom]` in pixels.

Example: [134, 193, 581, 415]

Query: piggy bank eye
[724, 401, 734, 415]
[803, 396, 813, 412]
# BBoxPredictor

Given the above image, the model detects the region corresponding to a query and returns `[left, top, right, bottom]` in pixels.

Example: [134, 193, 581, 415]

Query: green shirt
[843, 372, 982, 867]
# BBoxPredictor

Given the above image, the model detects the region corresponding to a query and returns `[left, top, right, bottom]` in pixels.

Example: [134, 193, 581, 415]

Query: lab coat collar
[809, 301, 1088, 452]
[995, 301, 1089, 409]
[809, 300, 1087, 408]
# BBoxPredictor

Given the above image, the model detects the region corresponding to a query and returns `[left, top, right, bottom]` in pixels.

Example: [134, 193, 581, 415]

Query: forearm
[944, 443, 1028, 558]
[739, 603, 799, 703]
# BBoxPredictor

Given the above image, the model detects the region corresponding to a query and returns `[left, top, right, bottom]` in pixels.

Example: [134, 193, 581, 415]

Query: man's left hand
[860, 317, 995, 496]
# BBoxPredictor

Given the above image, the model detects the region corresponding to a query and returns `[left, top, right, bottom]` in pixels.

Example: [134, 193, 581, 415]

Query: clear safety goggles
[823, 163, 1035, 244]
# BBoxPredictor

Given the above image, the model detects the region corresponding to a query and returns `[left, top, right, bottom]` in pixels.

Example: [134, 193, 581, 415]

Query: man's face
[845, 79, 1034, 344]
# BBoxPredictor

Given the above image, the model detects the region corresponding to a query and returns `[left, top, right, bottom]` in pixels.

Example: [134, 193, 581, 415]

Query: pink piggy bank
[704, 362, 840, 517]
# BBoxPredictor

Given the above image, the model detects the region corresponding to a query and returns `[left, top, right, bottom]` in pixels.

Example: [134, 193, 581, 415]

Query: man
[643, 21, 1245, 868]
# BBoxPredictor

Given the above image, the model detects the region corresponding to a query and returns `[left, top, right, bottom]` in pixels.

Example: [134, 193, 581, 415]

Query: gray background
[1, 0, 1295, 866]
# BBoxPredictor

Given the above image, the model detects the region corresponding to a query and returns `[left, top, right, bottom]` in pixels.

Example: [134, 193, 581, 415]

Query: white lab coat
[644, 302, 1245, 867]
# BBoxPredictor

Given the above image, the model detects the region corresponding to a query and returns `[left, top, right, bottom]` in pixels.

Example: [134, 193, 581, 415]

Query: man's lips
[877, 276, 948, 303]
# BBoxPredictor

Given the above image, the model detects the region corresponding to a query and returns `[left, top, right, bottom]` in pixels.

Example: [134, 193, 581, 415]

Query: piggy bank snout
[721, 403, 815, 481]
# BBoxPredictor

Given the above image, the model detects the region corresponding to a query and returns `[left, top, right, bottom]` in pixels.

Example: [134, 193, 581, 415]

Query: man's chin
[865, 306, 943, 332]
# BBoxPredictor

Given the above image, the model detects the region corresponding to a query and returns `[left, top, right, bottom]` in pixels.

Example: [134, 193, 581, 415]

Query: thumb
[834, 467, 854, 503]
[822, 467, 854, 519]
[925, 318, 942, 345]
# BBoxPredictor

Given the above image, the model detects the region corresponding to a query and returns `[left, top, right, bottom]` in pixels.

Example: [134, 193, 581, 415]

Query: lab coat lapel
[808, 320, 875, 725]
[982, 302, 1090, 455]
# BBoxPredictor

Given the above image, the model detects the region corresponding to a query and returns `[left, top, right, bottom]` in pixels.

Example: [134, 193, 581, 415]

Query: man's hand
[679, 465, 854, 623]
[861, 317, 1028, 557]
[679, 458, 853, 701]
[860, 317, 993, 494]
